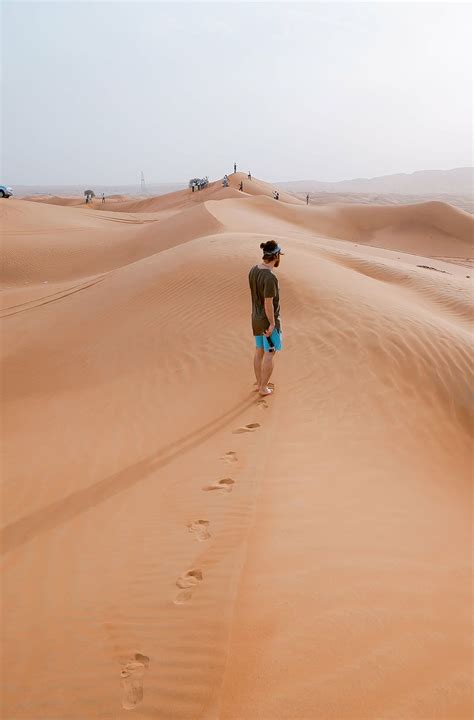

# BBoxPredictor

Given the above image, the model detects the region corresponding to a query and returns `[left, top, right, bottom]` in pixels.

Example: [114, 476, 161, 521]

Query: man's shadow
[1, 394, 256, 555]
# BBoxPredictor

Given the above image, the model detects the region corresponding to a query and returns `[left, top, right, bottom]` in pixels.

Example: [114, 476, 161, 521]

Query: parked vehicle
[188, 177, 209, 191]
[0, 185, 13, 198]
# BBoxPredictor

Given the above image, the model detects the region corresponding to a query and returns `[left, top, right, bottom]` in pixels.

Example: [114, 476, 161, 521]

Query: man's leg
[254, 347, 265, 387]
[259, 351, 275, 394]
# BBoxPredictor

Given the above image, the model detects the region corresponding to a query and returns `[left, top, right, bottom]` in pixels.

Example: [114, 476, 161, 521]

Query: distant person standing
[102, 193, 105, 204]
[248, 171, 252, 180]
[234, 162, 237, 173]
[248, 240, 284, 396]
[306, 194, 309, 205]
[239, 181, 243, 191]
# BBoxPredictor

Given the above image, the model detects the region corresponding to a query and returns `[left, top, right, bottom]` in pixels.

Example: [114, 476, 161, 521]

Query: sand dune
[23, 173, 303, 213]
[279, 166, 474, 195]
[21, 194, 86, 206]
[95, 181, 240, 213]
[23, 174, 472, 258]
[225, 172, 304, 204]
[0, 199, 222, 285]
[1, 177, 472, 719]
[206, 194, 473, 259]
[295, 192, 473, 215]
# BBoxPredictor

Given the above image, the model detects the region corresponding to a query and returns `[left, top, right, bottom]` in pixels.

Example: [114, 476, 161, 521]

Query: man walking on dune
[248, 240, 284, 396]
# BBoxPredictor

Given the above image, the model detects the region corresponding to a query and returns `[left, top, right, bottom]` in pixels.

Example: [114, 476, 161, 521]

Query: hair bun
[260, 242, 265, 249]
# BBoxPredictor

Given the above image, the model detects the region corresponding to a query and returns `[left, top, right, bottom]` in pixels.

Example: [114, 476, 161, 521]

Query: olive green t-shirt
[248, 265, 281, 336]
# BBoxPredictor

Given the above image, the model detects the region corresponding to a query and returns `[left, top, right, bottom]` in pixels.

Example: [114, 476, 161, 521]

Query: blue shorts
[255, 328, 282, 352]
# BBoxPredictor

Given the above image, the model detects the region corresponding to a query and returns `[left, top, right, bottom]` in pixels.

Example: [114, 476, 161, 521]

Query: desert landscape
[1, 170, 472, 719]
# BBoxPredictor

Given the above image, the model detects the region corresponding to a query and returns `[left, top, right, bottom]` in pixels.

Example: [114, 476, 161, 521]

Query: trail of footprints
[118, 414, 264, 709]
[174, 420, 262, 606]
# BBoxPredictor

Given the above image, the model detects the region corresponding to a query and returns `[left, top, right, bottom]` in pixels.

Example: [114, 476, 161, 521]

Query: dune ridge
[1, 176, 472, 719]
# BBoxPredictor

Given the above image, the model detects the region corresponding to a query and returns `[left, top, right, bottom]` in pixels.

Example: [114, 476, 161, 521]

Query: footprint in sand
[174, 589, 194, 604]
[187, 519, 211, 541]
[232, 423, 260, 434]
[256, 399, 268, 409]
[174, 569, 203, 605]
[121, 653, 150, 710]
[220, 451, 238, 463]
[202, 478, 235, 493]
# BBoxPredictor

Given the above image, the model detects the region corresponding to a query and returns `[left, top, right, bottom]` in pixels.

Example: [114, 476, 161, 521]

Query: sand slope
[1, 180, 472, 720]
[207, 195, 473, 259]
[0, 199, 223, 285]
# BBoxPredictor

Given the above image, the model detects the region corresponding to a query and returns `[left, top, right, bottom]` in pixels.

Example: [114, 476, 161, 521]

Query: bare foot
[254, 382, 274, 392]
[259, 386, 274, 396]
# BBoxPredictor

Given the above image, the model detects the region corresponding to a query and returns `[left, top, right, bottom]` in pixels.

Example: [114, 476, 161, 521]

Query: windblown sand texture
[1, 173, 473, 719]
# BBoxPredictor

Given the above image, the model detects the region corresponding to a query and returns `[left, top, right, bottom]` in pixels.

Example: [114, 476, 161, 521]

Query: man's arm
[264, 297, 275, 337]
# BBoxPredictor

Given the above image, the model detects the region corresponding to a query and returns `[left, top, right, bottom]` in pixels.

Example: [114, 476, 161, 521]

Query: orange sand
[1, 174, 473, 719]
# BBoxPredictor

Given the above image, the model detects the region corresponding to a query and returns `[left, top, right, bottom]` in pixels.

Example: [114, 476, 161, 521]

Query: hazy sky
[2, 1, 472, 184]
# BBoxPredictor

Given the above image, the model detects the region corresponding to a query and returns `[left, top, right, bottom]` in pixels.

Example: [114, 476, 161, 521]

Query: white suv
[0, 185, 13, 198]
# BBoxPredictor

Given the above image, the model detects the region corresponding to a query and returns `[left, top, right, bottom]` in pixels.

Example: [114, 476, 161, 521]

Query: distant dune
[294, 191, 473, 215]
[1, 174, 472, 720]
[16, 168, 473, 219]
[14, 173, 472, 268]
[278, 166, 473, 195]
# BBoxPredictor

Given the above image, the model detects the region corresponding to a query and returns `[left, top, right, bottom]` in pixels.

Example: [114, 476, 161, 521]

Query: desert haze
[279, 166, 473, 195]
[1, 172, 473, 719]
